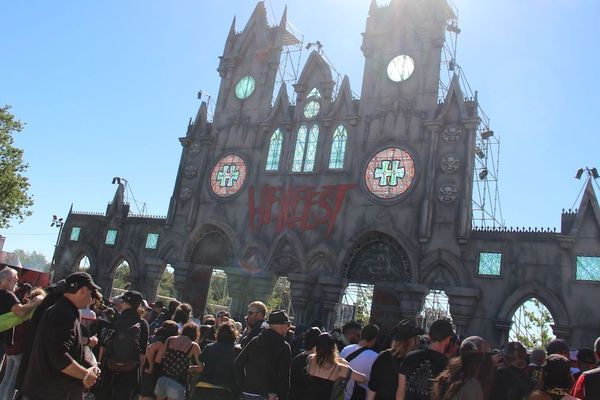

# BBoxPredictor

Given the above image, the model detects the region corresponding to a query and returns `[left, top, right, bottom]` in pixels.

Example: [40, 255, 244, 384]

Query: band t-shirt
[0, 289, 19, 345]
[368, 349, 404, 400]
[398, 348, 448, 400]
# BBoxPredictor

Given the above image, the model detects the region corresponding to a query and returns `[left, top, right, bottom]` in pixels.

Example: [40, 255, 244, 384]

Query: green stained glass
[234, 76, 256, 100]
[105, 229, 118, 246]
[292, 125, 307, 172]
[478, 252, 501, 276]
[70, 227, 81, 241]
[303, 100, 320, 119]
[266, 129, 283, 171]
[303, 125, 319, 172]
[576, 256, 600, 281]
[329, 125, 347, 169]
[145, 233, 159, 250]
[307, 88, 321, 99]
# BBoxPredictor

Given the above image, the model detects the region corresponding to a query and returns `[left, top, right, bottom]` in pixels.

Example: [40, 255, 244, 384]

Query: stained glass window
[576, 256, 600, 281]
[145, 233, 159, 250]
[307, 88, 321, 99]
[304, 125, 319, 172]
[266, 129, 283, 171]
[292, 125, 307, 172]
[364, 147, 416, 199]
[329, 125, 347, 169]
[387, 55, 415, 82]
[70, 227, 81, 241]
[234, 76, 256, 100]
[210, 154, 247, 198]
[303, 100, 321, 119]
[478, 252, 502, 276]
[105, 229, 118, 246]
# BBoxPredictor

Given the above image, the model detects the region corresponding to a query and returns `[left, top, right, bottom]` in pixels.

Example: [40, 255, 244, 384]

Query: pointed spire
[228, 15, 237, 40]
[68, 203, 73, 216]
[369, 0, 378, 15]
[246, 1, 268, 32]
[268, 84, 291, 121]
[279, 5, 287, 28]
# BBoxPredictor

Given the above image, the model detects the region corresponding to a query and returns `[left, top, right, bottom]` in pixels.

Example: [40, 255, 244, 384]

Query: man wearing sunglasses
[22, 271, 101, 400]
[240, 301, 267, 348]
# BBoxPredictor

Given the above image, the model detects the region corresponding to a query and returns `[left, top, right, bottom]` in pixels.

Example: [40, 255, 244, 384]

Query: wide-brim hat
[267, 309, 291, 325]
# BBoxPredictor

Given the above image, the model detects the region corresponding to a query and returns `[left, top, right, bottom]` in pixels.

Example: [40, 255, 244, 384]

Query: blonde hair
[390, 336, 418, 358]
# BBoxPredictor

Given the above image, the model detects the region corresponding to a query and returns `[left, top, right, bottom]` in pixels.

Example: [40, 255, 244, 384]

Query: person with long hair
[368, 320, 423, 400]
[528, 354, 579, 400]
[139, 320, 179, 400]
[433, 336, 495, 400]
[304, 333, 367, 400]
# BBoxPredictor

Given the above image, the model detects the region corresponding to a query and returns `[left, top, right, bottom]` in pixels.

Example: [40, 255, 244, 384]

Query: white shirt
[340, 344, 378, 400]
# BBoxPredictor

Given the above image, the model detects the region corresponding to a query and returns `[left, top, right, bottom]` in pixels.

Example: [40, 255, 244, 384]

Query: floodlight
[575, 168, 584, 179]
[475, 147, 485, 159]
[479, 169, 488, 180]
[592, 167, 599, 179]
[481, 129, 494, 140]
[447, 24, 461, 34]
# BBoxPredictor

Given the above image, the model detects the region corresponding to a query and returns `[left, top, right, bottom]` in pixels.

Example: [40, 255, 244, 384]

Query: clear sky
[1, 0, 599, 260]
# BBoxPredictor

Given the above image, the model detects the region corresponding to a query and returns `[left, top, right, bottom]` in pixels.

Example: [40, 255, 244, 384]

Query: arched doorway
[509, 298, 555, 350]
[157, 264, 176, 300]
[206, 269, 231, 315]
[418, 290, 452, 332]
[111, 260, 131, 298]
[267, 276, 294, 320]
[77, 255, 90, 272]
[335, 283, 374, 328]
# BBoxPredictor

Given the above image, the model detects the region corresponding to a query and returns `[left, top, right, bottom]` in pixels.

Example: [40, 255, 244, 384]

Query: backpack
[105, 316, 141, 372]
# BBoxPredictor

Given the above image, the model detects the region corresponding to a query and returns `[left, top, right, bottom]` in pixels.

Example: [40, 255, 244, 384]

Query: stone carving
[442, 126, 463, 143]
[438, 184, 458, 203]
[343, 233, 411, 283]
[440, 154, 460, 173]
[184, 165, 198, 178]
[179, 187, 192, 201]
[190, 143, 202, 156]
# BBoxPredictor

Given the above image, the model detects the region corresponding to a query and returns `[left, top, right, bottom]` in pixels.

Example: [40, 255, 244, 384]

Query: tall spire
[279, 5, 288, 28]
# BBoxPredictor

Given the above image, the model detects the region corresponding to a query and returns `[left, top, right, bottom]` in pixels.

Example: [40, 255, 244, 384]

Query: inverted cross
[374, 160, 405, 186]
[217, 164, 240, 187]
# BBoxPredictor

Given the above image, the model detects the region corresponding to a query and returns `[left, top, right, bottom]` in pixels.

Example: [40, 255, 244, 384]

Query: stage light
[475, 147, 485, 159]
[575, 168, 585, 179]
[479, 169, 488, 180]
[481, 129, 494, 140]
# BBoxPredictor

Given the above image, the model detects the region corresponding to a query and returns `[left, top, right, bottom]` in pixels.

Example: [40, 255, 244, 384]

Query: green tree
[157, 266, 176, 298]
[112, 262, 130, 291]
[266, 276, 291, 312]
[512, 298, 554, 350]
[0, 106, 33, 228]
[13, 249, 49, 270]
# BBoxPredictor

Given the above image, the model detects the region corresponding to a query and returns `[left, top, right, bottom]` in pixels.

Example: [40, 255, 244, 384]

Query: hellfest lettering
[248, 184, 357, 237]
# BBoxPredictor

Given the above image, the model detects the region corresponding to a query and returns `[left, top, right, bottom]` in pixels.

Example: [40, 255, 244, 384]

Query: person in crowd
[154, 322, 202, 400]
[0, 268, 42, 370]
[336, 321, 362, 352]
[150, 300, 181, 334]
[239, 301, 267, 348]
[289, 327, 322, 400]
[0, 283, 34, 400]
[444, 334, 460, 359]
[399, 319, 455, 400]
[199, 324, 216, 350]
[572, 337, 600, 400]
[80, 307, 99, 367]
[340, 324, 379, 400]
[573, 348, 595, 381]
[148, 300, 165, 325]
[21, 272, 101, 400]
[368, 320, 423, 400]
[139, 320, 179, 400]
[304, 332, 367, 400]
[142, 300, 154, 322]
[195, 320, 241, 400]
[289, 325, 308, 357]
[433, 336, 496, 400]
[173, 303, 193, 332]
[491, 341, 536, 400]
[99, 290, 149, 400]
[547, 339, 571, 359]
[525, 348, 547, 387]
[234, 309, 292, 400]
[528, 354, 579, 400]
[216, 310, 230, 326]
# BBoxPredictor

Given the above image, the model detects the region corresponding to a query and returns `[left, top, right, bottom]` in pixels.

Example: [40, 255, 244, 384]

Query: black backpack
[105, 316, 141, 372]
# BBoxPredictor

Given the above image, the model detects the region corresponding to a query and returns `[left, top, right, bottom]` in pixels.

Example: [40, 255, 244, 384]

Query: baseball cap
[121, 290, 143, 309]
[460, 336, 491, 357]
[546, 339, 570, 355]
[152, 300, 165, 309]
[429, 319, 455, 342]
[65, 272, 101, 293]
[389, 319, 424, 341]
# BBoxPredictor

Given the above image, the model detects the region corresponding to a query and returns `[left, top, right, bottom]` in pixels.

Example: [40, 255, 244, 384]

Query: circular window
[364, 147, 416, 199]
[303, 100, 321, 119]
[234, 76, 256, 100]
[210, 154, 247, 198]
[387, 55, 415, 82]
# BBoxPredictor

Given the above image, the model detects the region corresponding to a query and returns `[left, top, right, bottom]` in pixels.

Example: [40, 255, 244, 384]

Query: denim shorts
[155, 376, 186, 400]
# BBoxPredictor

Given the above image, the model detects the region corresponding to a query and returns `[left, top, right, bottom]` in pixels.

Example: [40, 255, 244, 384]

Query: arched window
[292, 124, 319, 172]
[329, 125, 347, 169]
[266, 128, 283, 171]
[307, 88, 321, 99]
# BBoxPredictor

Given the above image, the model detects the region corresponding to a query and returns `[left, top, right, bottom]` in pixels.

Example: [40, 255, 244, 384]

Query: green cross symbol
[217, 164, 240, 187]
[374, 160, 405, 186]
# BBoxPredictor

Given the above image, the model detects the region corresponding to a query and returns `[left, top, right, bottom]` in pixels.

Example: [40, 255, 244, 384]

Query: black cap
[546, 338, 570, 355]
[65, 272, 101, 293]
[121, 290, 143, 309]
[429, 319, 455, 342]
[152, 300, 165, 309]
[390, 319, 424, 340]
[267, 309, 291, 325]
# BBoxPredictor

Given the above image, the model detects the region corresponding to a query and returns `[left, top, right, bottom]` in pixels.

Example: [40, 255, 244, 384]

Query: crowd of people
[0, 267, 598, 400]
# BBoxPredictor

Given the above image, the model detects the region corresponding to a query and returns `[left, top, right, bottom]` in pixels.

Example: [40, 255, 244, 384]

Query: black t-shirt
[490, 366, 535, 400]
[289, 353, 310, 400]
[398, 348, 448, 400]
[368, 349, 404, 400]
[198, 341, 238, 389]
[0, 289, 19, 345]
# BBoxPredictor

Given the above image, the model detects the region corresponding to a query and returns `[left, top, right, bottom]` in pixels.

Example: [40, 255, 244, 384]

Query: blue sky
[1, 0, 599, 260]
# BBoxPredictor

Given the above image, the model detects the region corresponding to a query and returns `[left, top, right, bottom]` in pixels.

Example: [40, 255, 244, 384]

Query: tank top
[161, 341, 194, 385]
[305, 375, 336, 400]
